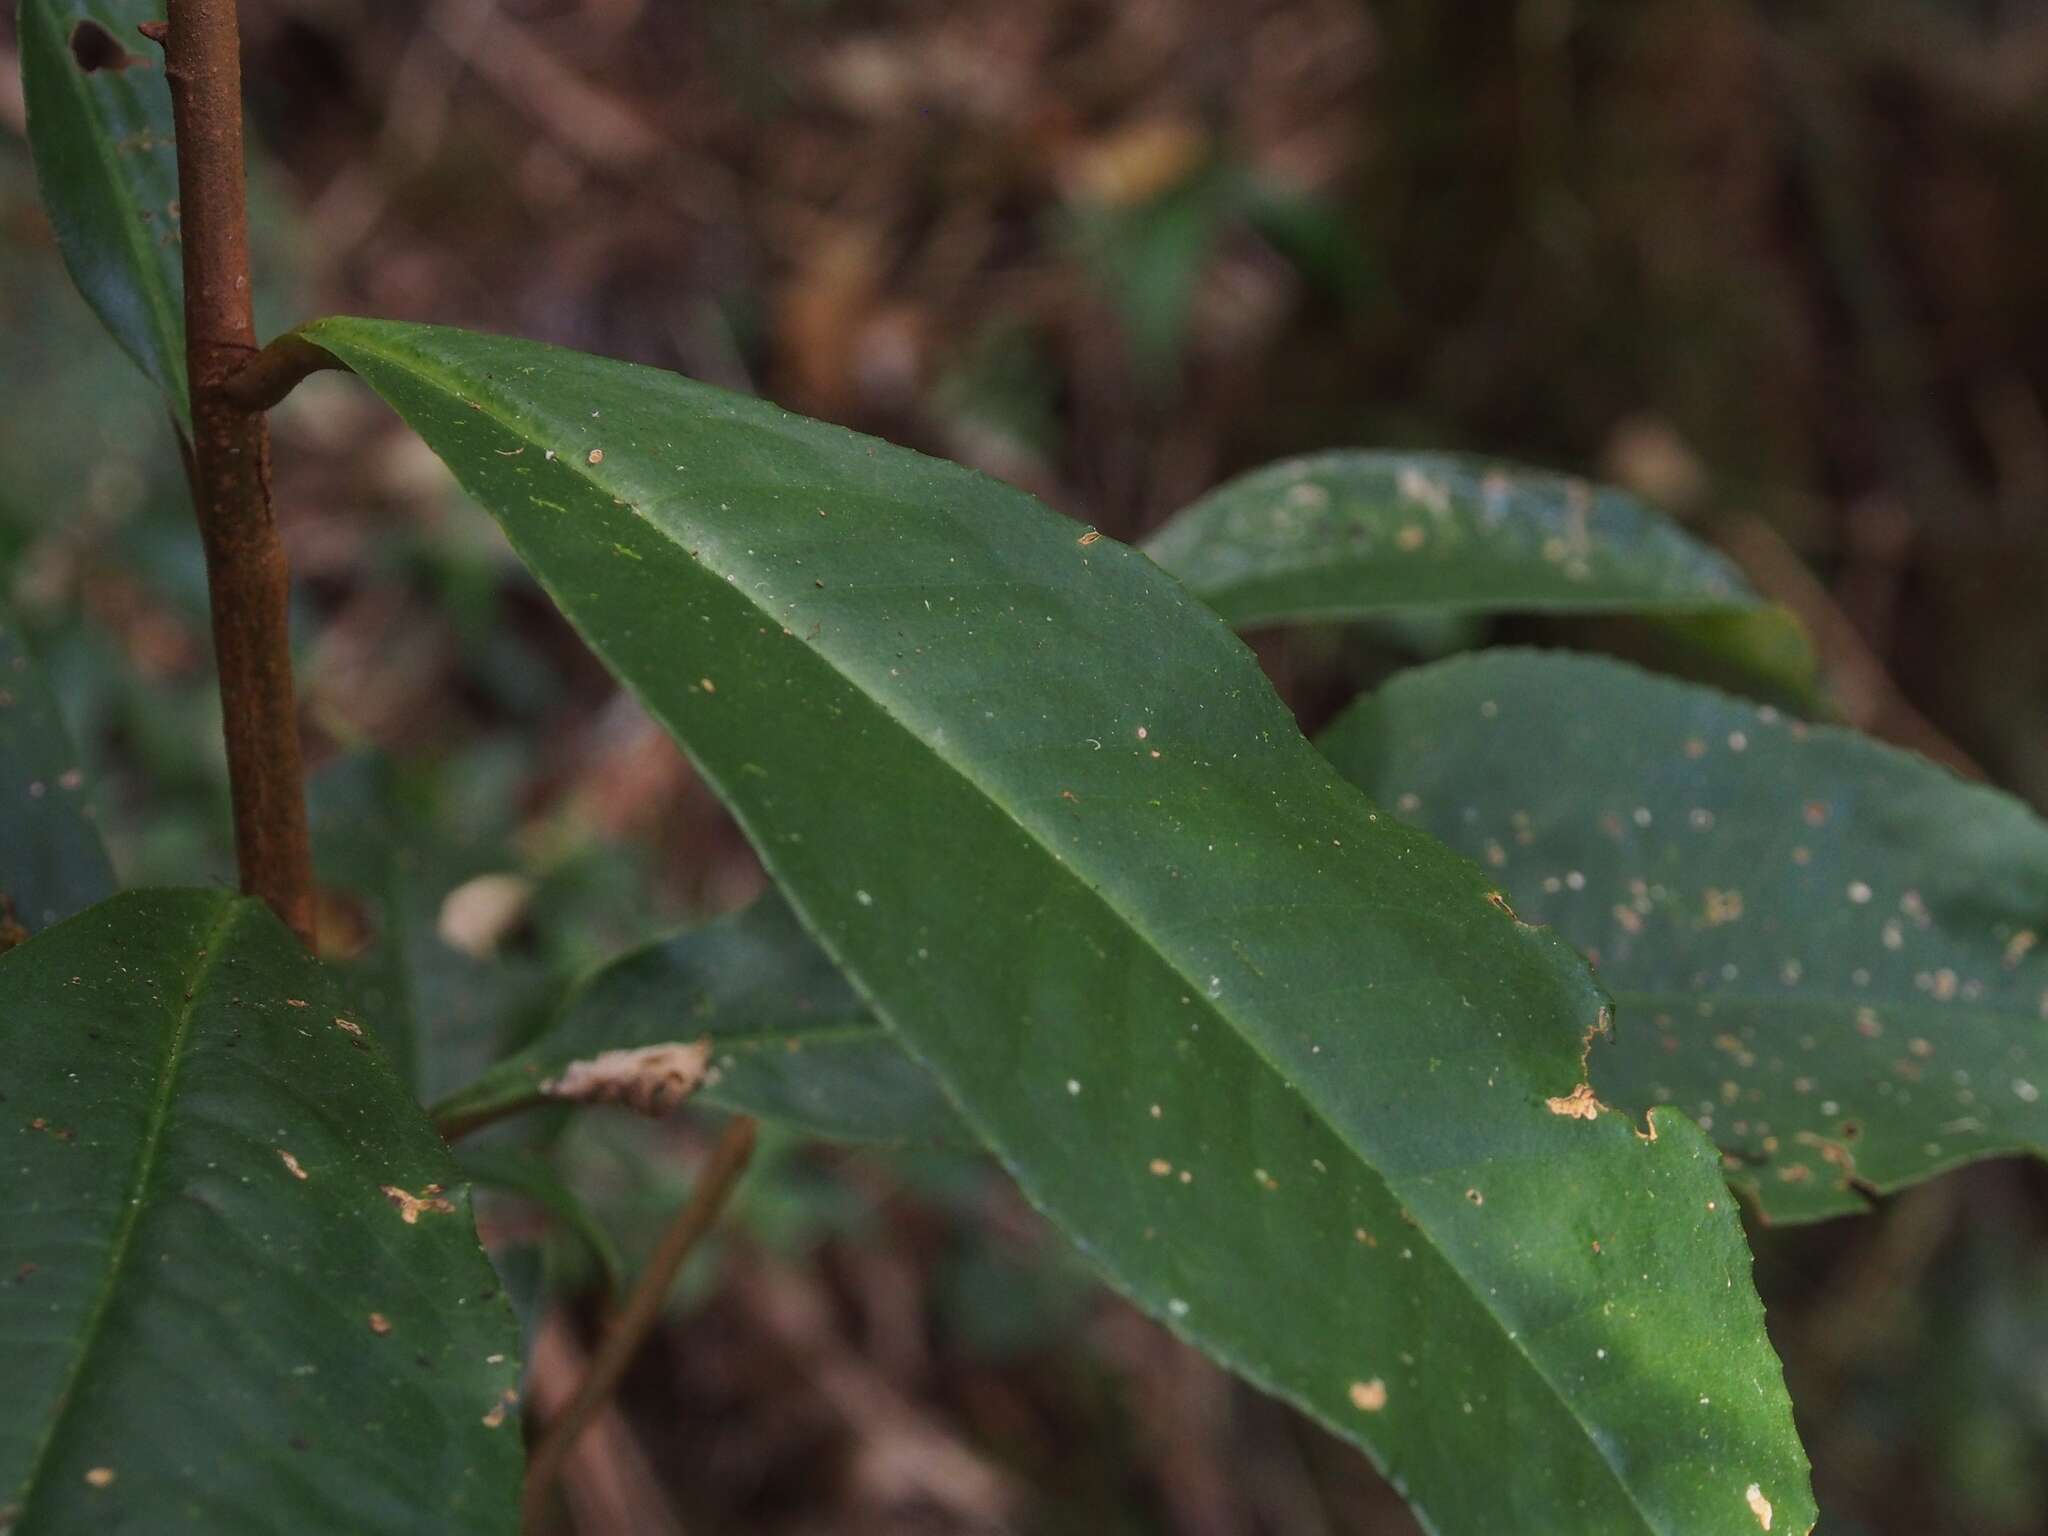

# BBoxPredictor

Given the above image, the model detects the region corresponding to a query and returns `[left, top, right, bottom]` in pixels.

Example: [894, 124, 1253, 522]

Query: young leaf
[432, 894, 967, 1145]
[297, 317, 1814, 1536]
[0, 889, 522, 1531]
[0, 611, 115, 938]
[19, 0, 188, 423]
[1319, 649, 2048, 1224]
[1143, 452, 1814, 691]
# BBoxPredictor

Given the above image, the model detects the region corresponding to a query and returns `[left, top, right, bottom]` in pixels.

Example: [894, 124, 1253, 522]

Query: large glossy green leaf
[1319, 650, 2048, 1225]
[433, 894, 967, 1145]
[299, 316, 1813, 1536]
[19, 0, 187, 422]
[0, 612, 115, 938]
[1143, 453, 1815, 693]
[0, 889, 523, 1532]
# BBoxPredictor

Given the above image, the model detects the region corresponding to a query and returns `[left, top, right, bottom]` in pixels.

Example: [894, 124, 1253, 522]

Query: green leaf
[309, 754, 552, 1101]
[1142, 453, 1815, 691]
[0, 611, 115, 938]
[308, 754, 422, 1084]
[456, 1145, 624, 1298]
[433, 894, 967, 1145]
[19, 0, 188, 423]
[1318, 649, 2048, 1225]
[0, 889, 522, 1531]
[299, 316, 1814, 1536]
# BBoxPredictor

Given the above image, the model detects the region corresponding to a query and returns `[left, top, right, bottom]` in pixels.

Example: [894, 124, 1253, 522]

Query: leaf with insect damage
[1320, 649, 2048, 1224]
[0, 889, 522, 1531]
[297, 316, 1814, 1536]
[19, 0, 188, 422]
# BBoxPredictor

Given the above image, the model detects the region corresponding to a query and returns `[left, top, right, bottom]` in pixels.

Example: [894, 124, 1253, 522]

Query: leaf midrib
[330, 327, 1682, 1533]
[13, 894, 242, 1517]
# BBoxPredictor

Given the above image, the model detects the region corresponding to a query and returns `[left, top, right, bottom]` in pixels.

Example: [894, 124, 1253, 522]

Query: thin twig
[158, 2, 317, 944]
[524, 1315, 689, 1536]
[220, 334, 351, 412]
[520, 1116, 758, 1531]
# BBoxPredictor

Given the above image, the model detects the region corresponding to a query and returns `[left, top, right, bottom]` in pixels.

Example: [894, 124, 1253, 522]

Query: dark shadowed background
[4, 2, 2047, 1532]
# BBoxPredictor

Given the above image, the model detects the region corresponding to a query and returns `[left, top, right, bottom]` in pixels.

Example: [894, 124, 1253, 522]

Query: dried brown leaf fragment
[539, 1039, 713, 1117]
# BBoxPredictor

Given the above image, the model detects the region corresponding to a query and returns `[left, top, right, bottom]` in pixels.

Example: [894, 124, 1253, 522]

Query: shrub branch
[157, 1, 316, 944]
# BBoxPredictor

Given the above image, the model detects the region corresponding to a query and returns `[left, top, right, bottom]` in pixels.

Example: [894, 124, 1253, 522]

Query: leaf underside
[18, 0, 188, 421]
[303, 316, 1813, 1536]
[0, 890, 522, 1534]
[1320, 650, 2048, 1224]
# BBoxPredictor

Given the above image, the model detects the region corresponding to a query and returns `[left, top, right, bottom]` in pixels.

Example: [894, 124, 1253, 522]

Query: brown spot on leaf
[381, 1183, 457, 1224]
[481, 1388, 519, 1429]
[69, 20, 148, 74]
[277, 1149, 308, 1181]
[368, 1312, 392, 1335]
[1545, 1082, 1602, 1121]
[539, 1039, 712, 1117]
[0, 895, 28, 954]
[1348, 1378, 1388, 1412]
[1745, 1482, 1773, 1529]
[83, 1467, 115, 1488]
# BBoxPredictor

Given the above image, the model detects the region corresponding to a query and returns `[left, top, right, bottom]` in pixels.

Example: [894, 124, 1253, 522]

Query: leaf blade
[19, 0, 188, 422]
[1143, 453, 1816, 696]
[0, 610, 115, 937]
[0, 889, 523, 1531]
[1319, 649, 2048, 1224]
[301, 316, 1814, 1536]
[432, 894, 968, 1145]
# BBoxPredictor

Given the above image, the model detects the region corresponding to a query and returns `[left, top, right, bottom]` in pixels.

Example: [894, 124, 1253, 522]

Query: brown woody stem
[521, 1115, 759, 1529]
[160, 1, 316, 944]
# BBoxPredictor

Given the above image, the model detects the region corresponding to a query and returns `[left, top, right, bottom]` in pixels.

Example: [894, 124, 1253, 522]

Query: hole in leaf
[69, 20, 147, 74]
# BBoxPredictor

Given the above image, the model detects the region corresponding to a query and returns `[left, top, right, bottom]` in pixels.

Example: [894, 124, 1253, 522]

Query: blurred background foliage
[5, 1, 2048, 1531]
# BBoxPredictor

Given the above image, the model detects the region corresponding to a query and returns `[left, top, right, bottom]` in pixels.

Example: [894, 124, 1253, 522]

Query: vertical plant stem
[159, 0, 316, 944]
[521, 1115, 759, 1530]
[153, 0, 313, 946]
